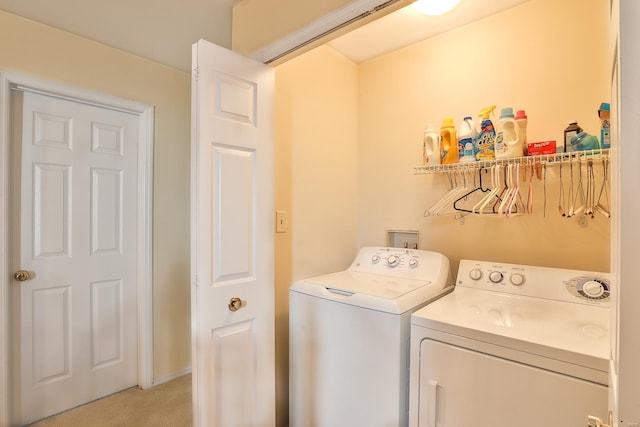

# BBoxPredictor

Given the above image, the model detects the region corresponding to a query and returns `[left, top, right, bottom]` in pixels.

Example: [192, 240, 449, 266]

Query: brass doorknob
[228, 297, 243, 312]
[14, 270, 31, 282]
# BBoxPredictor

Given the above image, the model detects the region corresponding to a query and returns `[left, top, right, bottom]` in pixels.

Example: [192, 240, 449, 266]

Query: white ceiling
[328, 0, 530, 63]
[0, 0, 530, 72]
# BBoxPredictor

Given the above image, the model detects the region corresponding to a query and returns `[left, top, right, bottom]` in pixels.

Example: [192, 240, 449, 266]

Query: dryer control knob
[510, 273, 525, 286]
[371, 255, 381, 264]
[408, 258, 419, 268]
[489, 271, 504, 284]
[580, 280, 608, 299]
[469, 269, 483, 280]
[387, 255, 400, 267]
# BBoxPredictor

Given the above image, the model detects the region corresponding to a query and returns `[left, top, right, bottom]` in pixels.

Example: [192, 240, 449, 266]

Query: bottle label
[494, 132, 505, 153]
[475, 120, 496, 160]
[601, 129, 611, 148]
[440, 131, 457, 164]
[480, 119, 495, 133]
[423, 135, 437, 164]
[565, 130, 578, 149]
[459, 137, 473, 161]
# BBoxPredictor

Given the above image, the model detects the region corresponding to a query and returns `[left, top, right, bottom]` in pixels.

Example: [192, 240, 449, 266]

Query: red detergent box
[527, 140, 557, 156]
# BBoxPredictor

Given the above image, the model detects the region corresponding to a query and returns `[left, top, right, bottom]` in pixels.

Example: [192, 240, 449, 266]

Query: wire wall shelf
[414, 148, 610, 175]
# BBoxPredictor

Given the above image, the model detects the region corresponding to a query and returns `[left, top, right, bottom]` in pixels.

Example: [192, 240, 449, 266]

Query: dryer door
[416, 339, 607, 427]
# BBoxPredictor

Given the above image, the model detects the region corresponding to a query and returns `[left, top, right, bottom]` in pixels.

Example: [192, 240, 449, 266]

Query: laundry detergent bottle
[458, 116, 478, 163]
[475, 105, 497, 161]
[495, 107, 523, 159]
[516, 110, 528, 148]
[423, 123, 440, 165]
[440, 117, 458, 164]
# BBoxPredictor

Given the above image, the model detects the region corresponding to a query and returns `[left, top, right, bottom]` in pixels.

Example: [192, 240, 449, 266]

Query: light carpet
[28, 374, 192, 427]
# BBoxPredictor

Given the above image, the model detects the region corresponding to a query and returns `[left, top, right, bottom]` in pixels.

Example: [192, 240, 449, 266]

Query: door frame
[0, 70, 154, 426]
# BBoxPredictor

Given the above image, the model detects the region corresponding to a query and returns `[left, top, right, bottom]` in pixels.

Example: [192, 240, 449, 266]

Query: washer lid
[411, 287, 609, 372]
[291, 271, 450, 314]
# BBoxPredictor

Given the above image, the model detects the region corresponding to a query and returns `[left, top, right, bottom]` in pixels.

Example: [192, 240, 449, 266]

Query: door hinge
[193, 66, 199, 81]
[193, 275, 199, 287]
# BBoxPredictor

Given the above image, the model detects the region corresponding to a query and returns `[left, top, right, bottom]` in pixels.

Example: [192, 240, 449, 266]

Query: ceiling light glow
[412, 0, 461, 16]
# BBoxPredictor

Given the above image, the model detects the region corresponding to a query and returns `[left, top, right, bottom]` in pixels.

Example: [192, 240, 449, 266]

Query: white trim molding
[0, 70, 10, 427]
[0, 70, 154, 427]
[250, 0, 410, 64]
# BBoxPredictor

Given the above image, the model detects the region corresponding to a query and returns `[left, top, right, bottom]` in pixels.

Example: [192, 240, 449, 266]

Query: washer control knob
[469, 268, 483, 281]
[371, 255, 381, 264]
[408, 258, 419, 268]
[489, 271, 504, 284]
[387, 255, 400, 267]
[510, 273, 525, 286]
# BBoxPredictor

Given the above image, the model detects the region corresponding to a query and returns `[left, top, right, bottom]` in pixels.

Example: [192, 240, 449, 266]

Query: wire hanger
[452, 168, 495, 213]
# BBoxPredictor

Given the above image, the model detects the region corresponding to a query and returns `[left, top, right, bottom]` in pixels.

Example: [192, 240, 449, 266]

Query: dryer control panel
[457, 259, 611, 305]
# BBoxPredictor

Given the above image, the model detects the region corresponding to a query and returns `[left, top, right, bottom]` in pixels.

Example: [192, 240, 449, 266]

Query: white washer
[289, 246, 453, 427]
[409, 259, 611, 427]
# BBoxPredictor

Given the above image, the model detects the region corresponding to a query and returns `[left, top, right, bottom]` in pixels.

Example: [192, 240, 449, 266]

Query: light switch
[276, 211, 288, 233]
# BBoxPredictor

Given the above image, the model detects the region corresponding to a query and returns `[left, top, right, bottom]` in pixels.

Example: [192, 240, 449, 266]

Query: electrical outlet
[276, 211, 288, 233]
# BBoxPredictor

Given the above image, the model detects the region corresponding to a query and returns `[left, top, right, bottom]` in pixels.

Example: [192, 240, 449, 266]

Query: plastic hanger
[584, 159, 595, 217]
[558, 161, 566, 217]
[505, 163, 523, 217]
[570, 157, 586, 217]
[475, 165, 503, 215]
[526, 162, 534, 214]
[595, 157, 611, 217]
[497, 164, 515, 215]
[425, 169, 472, 216]
[424, 171, 456, 216]
[566, 159, 575, 217]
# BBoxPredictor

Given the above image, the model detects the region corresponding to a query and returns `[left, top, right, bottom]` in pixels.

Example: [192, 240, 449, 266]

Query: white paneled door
[11, 90, 138, 425]
[191, 40, 275, 427]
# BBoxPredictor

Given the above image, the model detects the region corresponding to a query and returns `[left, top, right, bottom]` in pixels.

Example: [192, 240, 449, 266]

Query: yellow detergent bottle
[440, 117, 458, 164]
[475, 105, 497, 161]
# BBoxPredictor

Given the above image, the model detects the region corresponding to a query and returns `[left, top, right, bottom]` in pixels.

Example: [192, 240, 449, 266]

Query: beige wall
[274, 44, 359, 426]
[356, 0, 611, 272]
[0, 10, 191, 380]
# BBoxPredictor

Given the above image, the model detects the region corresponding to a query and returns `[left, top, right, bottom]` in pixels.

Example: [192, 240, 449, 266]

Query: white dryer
[289, 246, 453, 427]
[409, 259, 611, 427]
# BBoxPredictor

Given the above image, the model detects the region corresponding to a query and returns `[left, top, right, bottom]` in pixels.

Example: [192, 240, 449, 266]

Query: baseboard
[152, 367, 192, 387]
